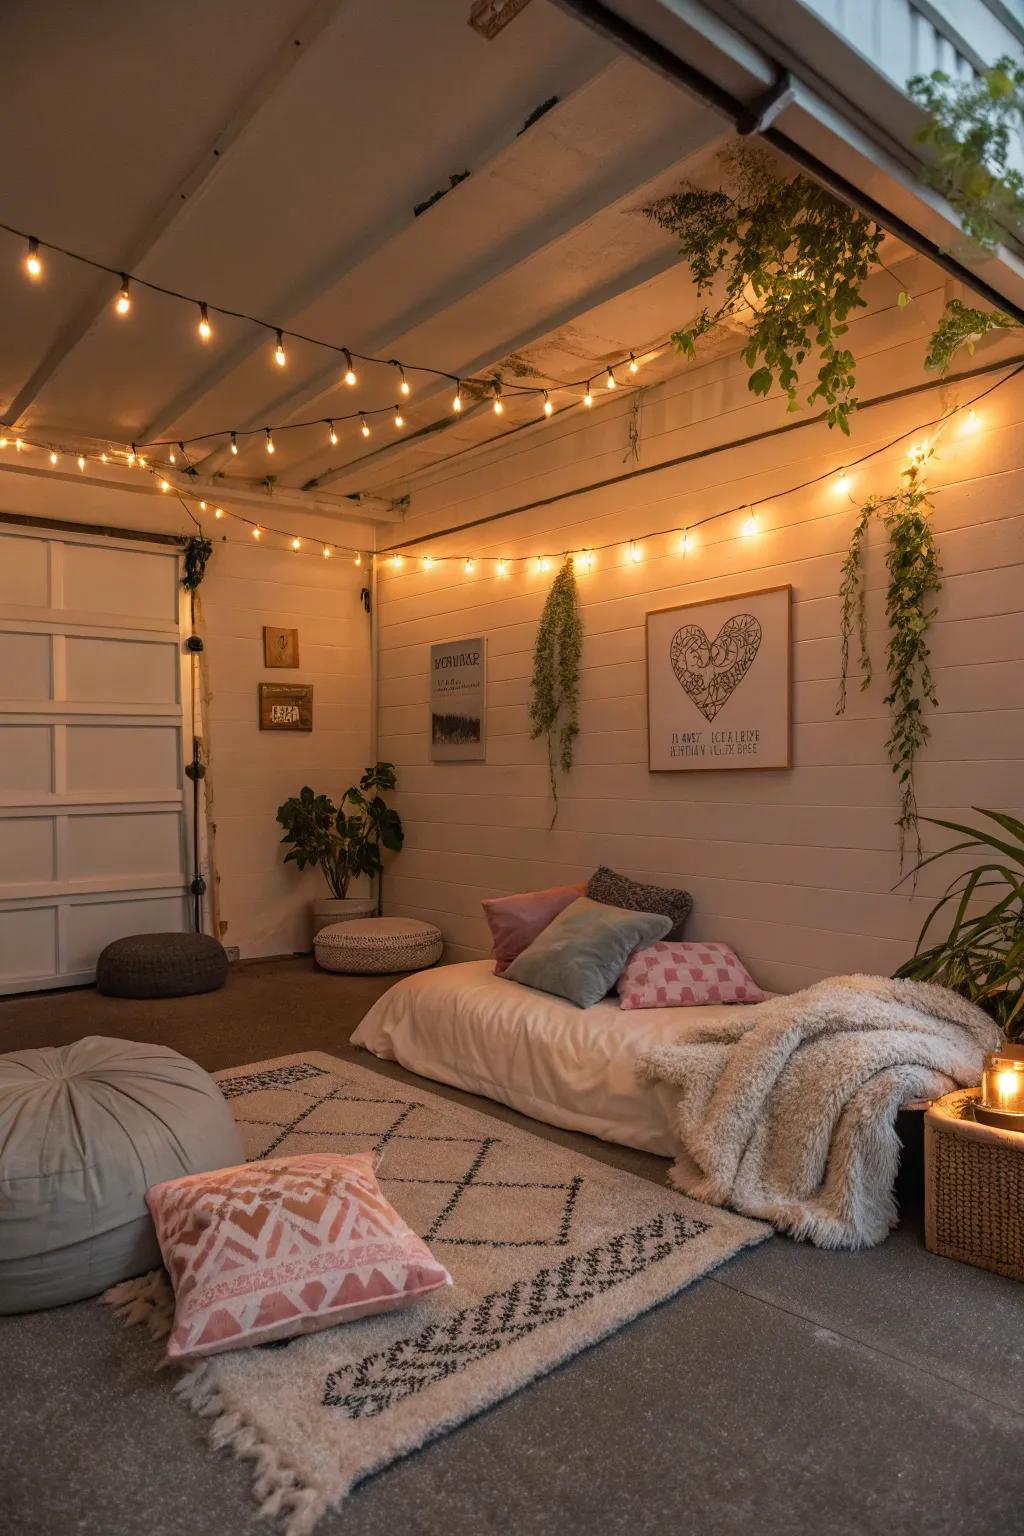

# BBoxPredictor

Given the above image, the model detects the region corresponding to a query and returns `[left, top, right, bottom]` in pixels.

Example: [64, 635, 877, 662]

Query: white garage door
[0, 525, 192, 994]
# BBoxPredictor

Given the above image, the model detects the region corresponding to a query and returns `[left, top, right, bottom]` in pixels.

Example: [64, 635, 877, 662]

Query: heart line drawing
[669, 613, 762, 723]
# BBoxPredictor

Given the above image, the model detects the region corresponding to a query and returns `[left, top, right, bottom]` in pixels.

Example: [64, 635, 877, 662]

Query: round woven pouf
[96, 932, 228, 998]
[0, 1037, 243, 1313]
[315, 916, 443, 974]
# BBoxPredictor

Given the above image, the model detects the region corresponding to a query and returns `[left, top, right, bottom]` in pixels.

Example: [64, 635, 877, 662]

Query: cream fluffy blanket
[637, 975, 1001, 1249]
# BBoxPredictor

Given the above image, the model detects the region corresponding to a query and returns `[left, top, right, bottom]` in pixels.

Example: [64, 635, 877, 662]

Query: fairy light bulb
[265, 428, 275, 454]
[342, 349, 357, 387]
[577, 549, 594, 571]
[961, 409, 979, 435]
[543, 391, 553, 417]
[100, 452, 108, 464]
[291, 537, 301, 552]
[214, 507, 224, 519]
[199, 500, 207, 512]
[422, 556, 434, 571]
[197, 302, 212, 341]
[354, 552, 362, 567]
[49, 449, 58, 466]
[327, 420, 338, 446]
[492, 380, 504, 415]
[535, 556, 550, 574]
[606, 367, 617, 390]
[464, 559, 475, 575]
[496, 559, 508, 577]
[15, 437, 23, 452]
[25, 237, 42, 279]
[0, 436, 7, 449]
[453, 381, 463, 413]
[322, 544, 332, 559]
[834, 469, 852, 496]
[680, 530, 694, 555]
[169, 446, 177, 465]
[583, 382, 593, 408]
[116, 276, 131, 315]
[252, 526, 262, 540]
[160, 479, 171, 492]
[393, 406, 405, 428]
[137, 455, 146, 467]
[77, 455, 86, 472]
[395, 364, 410, 397]
[741, 508, 759, 538]
[274, 330, 286, 367]
[628, 352, 639, 375]
[629, 541, 642, 563]
[229, 432, 238, 455]
[391, 554, 403, 569]
[360, 414, 371, 438]
[127, 446, 137, 467]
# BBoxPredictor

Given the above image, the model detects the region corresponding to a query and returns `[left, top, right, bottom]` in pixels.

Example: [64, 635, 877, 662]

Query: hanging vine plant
[644, 143, 884, 434]
[181, 533, 213, 591]
[836, 455, 942, 866]
[529, 556, 583, 828]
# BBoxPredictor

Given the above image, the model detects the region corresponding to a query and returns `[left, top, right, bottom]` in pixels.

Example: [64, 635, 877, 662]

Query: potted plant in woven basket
[276, 762, 405, 942]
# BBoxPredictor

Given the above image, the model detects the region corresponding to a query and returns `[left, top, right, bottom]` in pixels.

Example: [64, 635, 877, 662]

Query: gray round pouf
[96, 932, 228, 998]
[0, 1037, 244, 1314]
[315, 916, 443, 974]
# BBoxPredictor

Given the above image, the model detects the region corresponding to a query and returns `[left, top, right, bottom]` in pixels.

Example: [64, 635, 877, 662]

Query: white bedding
[351, 959, 763, 1158]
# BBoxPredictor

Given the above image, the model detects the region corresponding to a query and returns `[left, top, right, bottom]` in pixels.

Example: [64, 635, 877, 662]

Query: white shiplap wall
[376, 256, 1024, 994]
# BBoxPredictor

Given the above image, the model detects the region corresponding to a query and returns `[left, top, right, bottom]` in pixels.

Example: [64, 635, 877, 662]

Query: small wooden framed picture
[259, 683, 313, 732]
[646, 585, 791, 771]
[263, 626, 299, 668]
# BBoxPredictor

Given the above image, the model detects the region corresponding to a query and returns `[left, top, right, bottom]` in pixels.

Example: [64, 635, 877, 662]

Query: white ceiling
[0, 0, 745, 512]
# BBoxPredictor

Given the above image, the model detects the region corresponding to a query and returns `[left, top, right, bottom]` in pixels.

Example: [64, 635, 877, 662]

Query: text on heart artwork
[670, 727, 762, 759]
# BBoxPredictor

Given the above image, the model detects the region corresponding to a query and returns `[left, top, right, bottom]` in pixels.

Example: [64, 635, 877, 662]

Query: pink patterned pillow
[617, 941, 764, 1010]
[483, 883, 586, 974]
[146, 1151, 451, 1360]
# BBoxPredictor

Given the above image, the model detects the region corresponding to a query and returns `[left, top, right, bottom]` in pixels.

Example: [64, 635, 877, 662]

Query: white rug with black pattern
[106, 1052, 769, 1535]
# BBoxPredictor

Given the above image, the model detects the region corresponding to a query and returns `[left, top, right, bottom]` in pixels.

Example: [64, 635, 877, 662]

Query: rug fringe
[102, 1269, 175, 1341]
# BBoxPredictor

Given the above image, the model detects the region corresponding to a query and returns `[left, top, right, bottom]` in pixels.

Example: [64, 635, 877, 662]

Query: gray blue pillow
[504, 896, 671, 1008]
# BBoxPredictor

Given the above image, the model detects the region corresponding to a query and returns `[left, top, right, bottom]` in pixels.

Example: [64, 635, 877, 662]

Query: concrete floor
[2, 957, 1022, 1536]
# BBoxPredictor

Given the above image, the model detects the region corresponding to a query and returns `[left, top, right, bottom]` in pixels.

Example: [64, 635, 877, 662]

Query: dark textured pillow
[586, 866, 692, 941]
[503, 897, 671, 1009]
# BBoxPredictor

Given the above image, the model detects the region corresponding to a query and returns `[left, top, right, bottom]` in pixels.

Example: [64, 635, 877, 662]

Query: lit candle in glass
[975, 1045, 1024, 1130]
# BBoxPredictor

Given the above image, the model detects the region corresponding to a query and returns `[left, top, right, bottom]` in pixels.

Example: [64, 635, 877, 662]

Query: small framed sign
[259, 683, 313, 732]
[430, 637, 486, 761]
[646, 585, 791, 771]
[263, 626, 300, 668]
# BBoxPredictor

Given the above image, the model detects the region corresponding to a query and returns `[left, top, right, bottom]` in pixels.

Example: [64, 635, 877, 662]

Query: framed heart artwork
[646, 585, 791, 771]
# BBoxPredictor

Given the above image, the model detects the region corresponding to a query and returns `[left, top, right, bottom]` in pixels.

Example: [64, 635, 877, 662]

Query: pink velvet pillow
[146, 1151, 452, 1359]
[483, 883, 586, 974]
[617, 941, 764, 1009]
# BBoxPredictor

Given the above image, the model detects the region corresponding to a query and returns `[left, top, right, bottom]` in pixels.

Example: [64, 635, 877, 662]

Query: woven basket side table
[924, 1087, 1024, 1282]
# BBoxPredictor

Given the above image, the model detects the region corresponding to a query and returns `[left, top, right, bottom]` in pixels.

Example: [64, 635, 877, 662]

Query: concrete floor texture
[2, 957, 1022, 1536]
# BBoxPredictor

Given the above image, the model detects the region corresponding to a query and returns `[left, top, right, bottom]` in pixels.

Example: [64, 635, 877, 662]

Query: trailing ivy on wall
[644, 143, 884, 434]
[529, 556, 583, 828]
[836, 455, 942, 866]
[181, 534, 213, 590]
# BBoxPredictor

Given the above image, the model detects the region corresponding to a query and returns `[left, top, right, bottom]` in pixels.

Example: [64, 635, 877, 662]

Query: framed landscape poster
[430, 637, 486, 761]
[259, 683, 313, 732]
[646, 585, 791, 771]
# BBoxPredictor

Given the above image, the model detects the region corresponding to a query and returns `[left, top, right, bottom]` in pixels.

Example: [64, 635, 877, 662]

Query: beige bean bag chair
[0, 1036, 243, 1313]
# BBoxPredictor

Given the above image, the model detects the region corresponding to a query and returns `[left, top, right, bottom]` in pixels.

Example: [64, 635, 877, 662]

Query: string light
[15, 438, 23, 451]
[629, 541, 642, 563]
[265, 428, 275, 454]
[360, 413, 371, 438]
[100, 451, 108, 463]
[543, 391, 553, 417]
[199, 500, 207, 511]
[606, 367, 617, 390]
[680, 530, 694, 554]
[833, 469, 852, 496]
[464, 558, 475, 574]
[77, 455, 86, 471]
[49, 449, 58, 466]
[274, 330, 286, 367]
[393, 406, 405, 428]
[115, 276, 131, 315]
[25, 237, 42, 278]
[327, 420, 338, 446]
[229, 431, 238, 455]
[127, 446, 136, 466]
[453, 381, 463, 413]
[354, 553, 362, 566]
[960, 409, 979, 435]
[583, 382, 593, 407]
[160, 478, 171, 492]
[342, 349, 357, 387]
[168, 445, 177, 464]
[628, 352, 639, 375]
[214, 507, 224, 519]
[492, 379, 504, 415]
[535, 556, 550, 574]
[0, 435, 6, 448]
[395, 363, 410, 397]
[422, 556, 434, 571]
[740, 508, 759, 537]
[322, 544, 332, 558]
[391, 554, 403, 569]
[577, 549, 594, 571]
[252, 526, 262, 540]
[291, 536, 301, 551]
[496, 559, 508, 577]
[197, 302, 212, 341]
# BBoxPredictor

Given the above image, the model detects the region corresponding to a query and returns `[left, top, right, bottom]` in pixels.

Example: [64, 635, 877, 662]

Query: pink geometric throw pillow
[146, 1151, 452, 1360]
[483, 883, 586, 974]
[617, 941, 764, 1010]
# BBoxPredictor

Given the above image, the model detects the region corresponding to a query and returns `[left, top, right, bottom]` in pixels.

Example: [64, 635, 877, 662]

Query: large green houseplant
[276, 762, 404, 939]
[894, 808, 1024, 1040]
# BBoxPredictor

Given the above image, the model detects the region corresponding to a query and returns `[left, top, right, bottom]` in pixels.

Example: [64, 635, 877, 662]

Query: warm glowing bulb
[453, 382, 463, 413]
[214, 507, 224, 519]
[322, 544, 332, 559]
[265, 429, 275, 454]
[741, 510, 759, 538]
[252, 526, 262, 540]
[391, 554, 403, 569]
[342, 350, 357, 387]
[230, 432, 238, 455]
[160, 479, 171, 492]
[628, 352, 639, 375]
[0, 436, 7, 449]
[291, 537, 301, 551]
[77, 455, 86, 472]
[583, 384, 593, 408]
[15, 438, 23, 452]
[961, 409, 979, 435]
[496, 559, 508, 577]
[834, 472, 852, 496]
[360, 415, 370, 438]
[25, 238, 42, 278]
[328, 421, 338, 446]
[274, 330, 286, 367]
[543, 392, 553, 417]
[127, 448, 136, 467]
[199, 500, 207, 512]
[680, 531, 695, 555]
[354, 552, 362, 566]
[394, 408, 404, 428]
[574, 550, 593, 572]
[100, 452, 108, 464]
[492, 380, 504, 415]
[116, 276, 131, 315]
[396, 365, 410, 396]
[535, 556, 550, 574]
[606, 368, 617, 390]
[464, 559, 474, 574]
[49, 450, 58, 466]
[169, 447, 177, 465]
[629, 542, 642, 563]
[197, 302, 212, 341]
[422, 556, 434, 571]
[138, 455, 146, 467]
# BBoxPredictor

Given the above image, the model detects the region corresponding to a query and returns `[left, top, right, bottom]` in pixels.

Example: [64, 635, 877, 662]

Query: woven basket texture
[925, 1088, 1024, 1282]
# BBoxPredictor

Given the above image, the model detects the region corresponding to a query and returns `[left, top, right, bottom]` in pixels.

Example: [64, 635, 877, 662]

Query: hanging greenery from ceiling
[644, 143, 884, 435]
[836, 454, 942, 866]
[529, 556, 583, 829]
[180, 533, 213, 590]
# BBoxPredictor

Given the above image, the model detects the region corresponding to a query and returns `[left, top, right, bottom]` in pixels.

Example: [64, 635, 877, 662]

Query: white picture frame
[430, 637, 487, 761]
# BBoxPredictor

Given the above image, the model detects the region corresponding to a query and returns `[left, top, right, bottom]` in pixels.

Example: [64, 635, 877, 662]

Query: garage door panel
[0, 632, 51, 699]
[65, 636, 179, 705]
[62, 544, 179, 623]
[0, 535, 49, 607]
[0, 725, 52, 792]
[0, 818, 54, 885]
[61, 895, 190, 973]
[66, 811, 185, 882]
[0, 907, 57, 981]
[66, 724, 181, 793]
